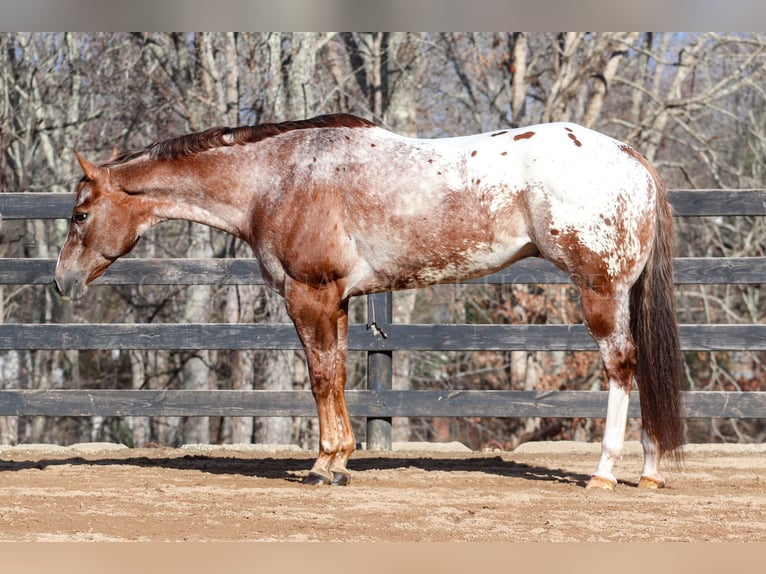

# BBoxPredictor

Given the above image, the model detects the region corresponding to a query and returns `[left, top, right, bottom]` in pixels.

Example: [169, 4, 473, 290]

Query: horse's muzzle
[53, 271, 86, 301]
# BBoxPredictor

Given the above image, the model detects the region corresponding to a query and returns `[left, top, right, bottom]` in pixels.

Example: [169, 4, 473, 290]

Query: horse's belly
[344, 234, 533, 297]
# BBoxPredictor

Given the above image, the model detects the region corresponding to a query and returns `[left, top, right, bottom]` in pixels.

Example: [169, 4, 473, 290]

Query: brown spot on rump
[105, 113, 376, 165]
[617, 143, 642, 162]
[500, 151, 508, 156]
[513, 131, 535, 141]
[567, 133, 582, 147]
[470, 150, 478, 157]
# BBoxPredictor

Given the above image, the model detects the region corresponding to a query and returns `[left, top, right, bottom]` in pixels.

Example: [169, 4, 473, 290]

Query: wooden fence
[1, 190, 765, 448]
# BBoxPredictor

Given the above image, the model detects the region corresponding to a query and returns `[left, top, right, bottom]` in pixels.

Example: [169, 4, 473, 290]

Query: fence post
[366, 292, 393, 450]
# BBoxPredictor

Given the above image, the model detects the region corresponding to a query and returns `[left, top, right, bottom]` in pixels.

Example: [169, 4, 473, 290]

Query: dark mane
[105, 113, 376, 166]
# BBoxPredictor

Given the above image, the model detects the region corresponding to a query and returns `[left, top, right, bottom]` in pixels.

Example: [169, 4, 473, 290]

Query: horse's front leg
[303, 346, 353, 486]
[284, 279, 355, 486]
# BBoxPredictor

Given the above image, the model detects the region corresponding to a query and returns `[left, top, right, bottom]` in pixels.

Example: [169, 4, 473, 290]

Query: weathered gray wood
[367, 324, 766, 352]
[0, 258, 267, 285]
[88, 258, 265, 285]
[668, 190, 766, 216]
[680, 391, 766, 419]
[4, 190, 766, 219]
[0, 192, 74, 219]
[0, 323, 304, 351]
[0, 389, 314, 417]
[0, 390, 763, 419]
[672, 257, 766, 284]
[1, 323, 764, 351]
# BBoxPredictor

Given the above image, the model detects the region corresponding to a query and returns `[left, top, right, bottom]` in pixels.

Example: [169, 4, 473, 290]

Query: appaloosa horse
[55, 113, 684, 489]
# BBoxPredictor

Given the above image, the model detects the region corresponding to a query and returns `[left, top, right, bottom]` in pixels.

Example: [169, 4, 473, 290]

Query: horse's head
[54, 152, 146, 300]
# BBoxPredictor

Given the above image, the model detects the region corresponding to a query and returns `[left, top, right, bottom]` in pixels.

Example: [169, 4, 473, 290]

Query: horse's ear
[109, 147, 120, 161]
[74, 151, 102, 181]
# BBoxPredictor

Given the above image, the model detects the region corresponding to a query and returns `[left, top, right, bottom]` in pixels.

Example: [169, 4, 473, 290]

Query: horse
[54, 113, 684, 489]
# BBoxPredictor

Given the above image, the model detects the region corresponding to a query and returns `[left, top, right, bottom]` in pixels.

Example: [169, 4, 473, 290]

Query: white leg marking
[591, 380, 630, 485]
[638, 428, 666, 488]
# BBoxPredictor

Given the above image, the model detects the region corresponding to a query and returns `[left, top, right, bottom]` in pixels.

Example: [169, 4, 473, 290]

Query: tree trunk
[582, 32, 640, 128]
[509, 32, 528, 127]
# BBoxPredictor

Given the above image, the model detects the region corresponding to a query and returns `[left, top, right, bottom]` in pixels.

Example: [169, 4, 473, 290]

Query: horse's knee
[310, 377, 333, 399]
[308, 355, 337, 399]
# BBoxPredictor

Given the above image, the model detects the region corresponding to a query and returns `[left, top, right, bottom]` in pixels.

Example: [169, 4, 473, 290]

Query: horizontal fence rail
[1, 323, 765, 352]
[1, 190, 764, 433]
[0, 390, 764, 419]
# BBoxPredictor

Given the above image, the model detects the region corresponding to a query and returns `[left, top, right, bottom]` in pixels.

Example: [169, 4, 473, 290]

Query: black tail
[629, 173, 685, 463]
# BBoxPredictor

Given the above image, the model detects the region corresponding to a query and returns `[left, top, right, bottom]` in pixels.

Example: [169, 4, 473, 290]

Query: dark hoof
[302, 471, 331, 486]
[331, 471, 351, 486]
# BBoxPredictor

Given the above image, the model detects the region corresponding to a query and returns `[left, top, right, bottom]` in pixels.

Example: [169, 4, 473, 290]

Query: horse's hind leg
[577, 286, 638, 490]
[284, 278, 355, 486]
[638, 429, 666, 488]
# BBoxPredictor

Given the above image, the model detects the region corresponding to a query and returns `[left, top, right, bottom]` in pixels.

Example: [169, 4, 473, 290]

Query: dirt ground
[0, 440, 763, 542]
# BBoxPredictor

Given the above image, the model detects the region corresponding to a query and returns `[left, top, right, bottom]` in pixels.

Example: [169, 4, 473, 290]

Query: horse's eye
[73, 212, 88, 223]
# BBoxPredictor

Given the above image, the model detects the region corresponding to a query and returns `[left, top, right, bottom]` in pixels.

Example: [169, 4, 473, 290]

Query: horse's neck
[115, 154, 252, 240]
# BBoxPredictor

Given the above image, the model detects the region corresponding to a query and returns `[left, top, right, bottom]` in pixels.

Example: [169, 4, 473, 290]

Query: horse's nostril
[53, 272, 83, 301]
[53, 274, 64, 295]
